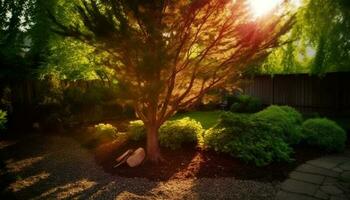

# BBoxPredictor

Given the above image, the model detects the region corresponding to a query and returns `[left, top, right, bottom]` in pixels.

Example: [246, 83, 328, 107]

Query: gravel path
[0, 135, 279, 200]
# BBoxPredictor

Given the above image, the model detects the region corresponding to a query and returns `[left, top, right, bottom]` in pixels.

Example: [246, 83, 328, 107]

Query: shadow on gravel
[0, 134, 161, 199]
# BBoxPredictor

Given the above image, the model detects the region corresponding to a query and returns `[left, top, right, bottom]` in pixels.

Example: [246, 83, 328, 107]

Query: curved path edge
[276, 150, 350, 200]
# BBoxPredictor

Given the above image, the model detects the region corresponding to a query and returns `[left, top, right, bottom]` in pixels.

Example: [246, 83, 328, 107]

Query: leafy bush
[0, 110, 7, 130]
[230, 95, 262, 113]
[159, 117, 204, 150]
[254, 105, 303, 145]
[127, 120, 146, 141]
[63, 85, 118, 114]
[94, 123, 118, 142]
[203, 112, 292, 166]
[302, 118, 347, 152]
[127, 118, 204, 149]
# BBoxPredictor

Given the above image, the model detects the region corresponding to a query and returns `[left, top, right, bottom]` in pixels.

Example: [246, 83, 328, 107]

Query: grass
[171, 110, 350, 134]
[171, 111, 224, 129]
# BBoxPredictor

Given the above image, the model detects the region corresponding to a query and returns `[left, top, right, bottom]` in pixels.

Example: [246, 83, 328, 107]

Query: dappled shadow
[32, 179, 97, 199]
[7, 171, 50, 193]
[0, 134, 163, 199]
[187, 178, 279, 200]
[0, 133, 331, 199]
[95, 141, 320, 182]
[5, 156, 45, 173]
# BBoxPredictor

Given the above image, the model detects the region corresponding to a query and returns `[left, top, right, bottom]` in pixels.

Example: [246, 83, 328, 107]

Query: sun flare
[248, 0, 283, 17]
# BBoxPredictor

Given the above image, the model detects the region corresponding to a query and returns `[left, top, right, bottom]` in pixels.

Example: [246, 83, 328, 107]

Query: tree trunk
[146, 124, 162, 163]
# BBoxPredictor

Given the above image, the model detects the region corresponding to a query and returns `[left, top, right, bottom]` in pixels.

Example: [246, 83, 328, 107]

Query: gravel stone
[0, 135, 279, 200]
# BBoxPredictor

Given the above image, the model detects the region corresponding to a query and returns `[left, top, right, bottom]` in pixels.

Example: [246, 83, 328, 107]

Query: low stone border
[276, 151, 350, 200]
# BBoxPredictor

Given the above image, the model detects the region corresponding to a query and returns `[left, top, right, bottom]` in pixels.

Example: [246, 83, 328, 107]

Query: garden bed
[92, 140, 330, 182]
[71, 108, 349, 182]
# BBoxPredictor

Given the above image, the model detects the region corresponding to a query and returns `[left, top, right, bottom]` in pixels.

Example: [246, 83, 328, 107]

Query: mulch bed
[92, 139, 330, 182]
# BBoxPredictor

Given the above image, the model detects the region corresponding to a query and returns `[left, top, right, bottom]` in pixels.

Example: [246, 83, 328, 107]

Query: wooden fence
[242, 72, 350, 116]
[2, 72, 350, 117]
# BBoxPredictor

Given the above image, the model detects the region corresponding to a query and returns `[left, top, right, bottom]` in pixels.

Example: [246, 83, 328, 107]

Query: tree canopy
[0, 0, 112, 81]
[260, 0, 350, 75]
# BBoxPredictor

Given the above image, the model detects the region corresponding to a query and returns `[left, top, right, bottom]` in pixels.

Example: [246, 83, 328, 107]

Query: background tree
[0, 0, 32, 78]
[38, 0, 114, 81]
[261, 0, 350, 75]
[51, 0, 295, 162]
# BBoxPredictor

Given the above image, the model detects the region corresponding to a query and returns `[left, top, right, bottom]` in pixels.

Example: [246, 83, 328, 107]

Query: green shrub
[127, 120, 146, 141]
[159, 117, 204, 150]
[302, 118, 347, 152]
[203, 112, 292, 166]
[94, 123, 118, 142]
[127, 118, 204, 149]
[230, 95, 262, 113]
[254, 105, 303, 145]
[0, 110, 7, 130]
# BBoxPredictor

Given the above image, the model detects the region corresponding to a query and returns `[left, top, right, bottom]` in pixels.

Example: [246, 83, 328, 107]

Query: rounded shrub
[127, 120, 146, 141]
[302, 118, 347, 152]
[203, 112, 293, 166]
[0, 110, 7, 131]
[254, 105, 303, 145]
[230, 95, 262, 113]
[159, 117, 204, 150]
[94, 123, 118, 141]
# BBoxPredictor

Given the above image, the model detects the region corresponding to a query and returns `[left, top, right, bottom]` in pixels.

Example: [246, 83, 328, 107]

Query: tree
[51, 0, 295, 162]
[0, 0, 56, 78]
[261, 0, 350, 75]
[0, 0, 31, 77]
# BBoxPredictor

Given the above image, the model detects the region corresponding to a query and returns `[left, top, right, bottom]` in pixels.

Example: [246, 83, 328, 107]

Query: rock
[114, 149, 134, 168]
[127, 148, 146, 167]
[281, 179, 318, 195]
[340, 171, 350, 182]
[320, 185, 344, 195]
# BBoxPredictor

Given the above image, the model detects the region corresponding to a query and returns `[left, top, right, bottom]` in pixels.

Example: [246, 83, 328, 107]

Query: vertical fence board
[242, 72, 350, 116]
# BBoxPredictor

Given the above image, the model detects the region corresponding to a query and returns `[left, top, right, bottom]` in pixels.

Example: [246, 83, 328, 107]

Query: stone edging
[276, 150, 350, 200]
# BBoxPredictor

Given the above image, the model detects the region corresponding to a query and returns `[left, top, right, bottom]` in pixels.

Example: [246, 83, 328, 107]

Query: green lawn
[171, 110, 350, 133]
[171, 111, 224, 129]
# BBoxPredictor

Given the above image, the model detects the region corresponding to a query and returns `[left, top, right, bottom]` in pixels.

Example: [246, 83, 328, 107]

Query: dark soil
[93, 139, 331, 182]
